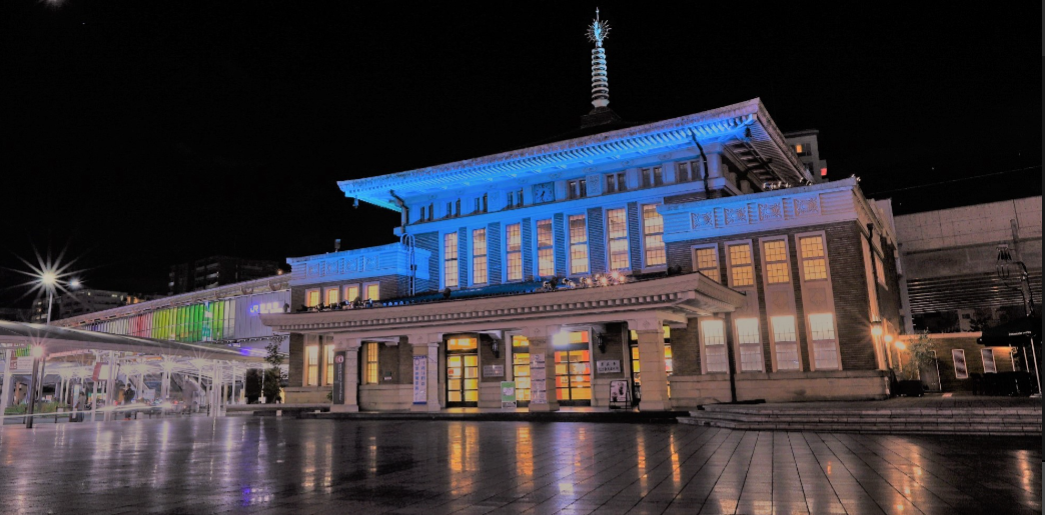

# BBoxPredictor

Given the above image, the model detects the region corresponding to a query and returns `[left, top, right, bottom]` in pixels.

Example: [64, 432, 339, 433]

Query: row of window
[692, 234, 828, 287]
[304, 340, 382, 387]
[700, 313, 839, 372]
[443, 205, 666, 287]
[952, 348, 1000, 379]
[305, 282, 381, 307]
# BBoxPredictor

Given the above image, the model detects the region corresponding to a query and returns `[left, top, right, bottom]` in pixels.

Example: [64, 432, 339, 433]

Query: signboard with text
[500, 381, 516, 408]
[412, 355, 427, 404]
[332, 351, 347, 405]
[596, 360, 621, 374]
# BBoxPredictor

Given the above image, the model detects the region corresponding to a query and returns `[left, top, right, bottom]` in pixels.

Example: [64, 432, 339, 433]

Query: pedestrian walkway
[0, 417, 1038, 514]
[300, 406, 686, 423]
[681, 395, 1042, 435]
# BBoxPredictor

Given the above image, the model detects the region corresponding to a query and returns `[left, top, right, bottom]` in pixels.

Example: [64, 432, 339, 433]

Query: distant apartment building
[168, 256, 282, 295]
[29, 288, 160, 323]
[0, 308, 28, 322]
[784, 130, 828, 183]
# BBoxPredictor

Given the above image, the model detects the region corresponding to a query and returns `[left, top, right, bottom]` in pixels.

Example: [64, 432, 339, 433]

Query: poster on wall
[332, 351, 347, 405]
[609, 380, 629, 403]
[530, 353, 547, 404]
[412, 355, 427, 404]
[952, 349, 969, 379]
[500, 381, 517, 408]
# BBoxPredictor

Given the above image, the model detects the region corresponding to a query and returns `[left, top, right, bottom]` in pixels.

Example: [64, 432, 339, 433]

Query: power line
[867, 165, 1041, 196]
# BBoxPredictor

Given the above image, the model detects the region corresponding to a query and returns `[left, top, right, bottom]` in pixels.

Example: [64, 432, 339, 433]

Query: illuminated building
[783, 130, 828, 182]
[262, 12, 902, 410]
[169, 255, 282, 295]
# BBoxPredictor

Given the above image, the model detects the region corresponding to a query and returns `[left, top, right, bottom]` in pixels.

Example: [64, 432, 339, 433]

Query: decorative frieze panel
[794, 197, 820, 217]
[758, 201, 784, 222]
[682, 193, 828, 233]
[724, 207, 747, 225]
[585, 174, 603, 196]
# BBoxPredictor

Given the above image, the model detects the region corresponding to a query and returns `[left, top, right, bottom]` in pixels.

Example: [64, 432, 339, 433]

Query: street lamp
[870, 319, 884, 337]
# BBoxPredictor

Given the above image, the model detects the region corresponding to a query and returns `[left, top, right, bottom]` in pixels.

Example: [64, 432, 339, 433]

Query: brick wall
[919, 335, 1016, 393]
[665, 220, 882, 373]
[670, 317, 702, 376]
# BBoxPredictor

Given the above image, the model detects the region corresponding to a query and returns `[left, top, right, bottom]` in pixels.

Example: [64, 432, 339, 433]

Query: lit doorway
[510, 335, 531, 407]
[553, 330, 592, 406]
[446, 335, 479, 407]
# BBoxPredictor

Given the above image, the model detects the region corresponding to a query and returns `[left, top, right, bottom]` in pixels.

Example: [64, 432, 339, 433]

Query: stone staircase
[679, 402, 1042, 435]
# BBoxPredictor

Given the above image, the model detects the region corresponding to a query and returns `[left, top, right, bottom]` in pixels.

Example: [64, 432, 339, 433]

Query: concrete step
[679, 405, 1042, 435]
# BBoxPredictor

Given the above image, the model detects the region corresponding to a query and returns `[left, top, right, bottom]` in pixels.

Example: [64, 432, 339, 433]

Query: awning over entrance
[0, 321, 265, 362]
[977, 316, 1042, 347]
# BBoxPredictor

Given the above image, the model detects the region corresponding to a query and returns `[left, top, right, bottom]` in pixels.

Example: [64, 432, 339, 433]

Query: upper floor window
[364, 281, 380, 301]
[794, 143, 811, 156]
[605, 172, 627, 193]
[676, 161, 700, 183]
[325, 344, 335, 385]
[306, 343, 320, 386]
[506, 223, 522, 281]
[642, 204, 666, 267]
[799, 235, 828, 281]
[324, 287, 340, 307]
[606, 208, 630, 270]
[728, 243, 754, 287]
[701, 319, 728, 373]
[507, 189, 524, 209]
[472, 228, 488, 284]
[763, 240, 791, 284]
[694, 246, 720, 283]
[537, 219, 554, 277]
[305, 289, 321, 308]
[344, 284, 360, 303]
[567, 179, 587, 200]
[444, 232, 459, 288]
[568, 214, 589, 274]
[808, 313, 839, 370]
[419, 205, 426, 223]
[641, 166, 663, 188]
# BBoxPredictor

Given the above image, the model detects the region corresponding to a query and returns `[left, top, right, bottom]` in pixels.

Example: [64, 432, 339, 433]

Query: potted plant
[893, 331, 937, 396]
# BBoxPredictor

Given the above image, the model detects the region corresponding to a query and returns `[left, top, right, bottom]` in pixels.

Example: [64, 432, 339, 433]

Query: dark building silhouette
[168, 256, 282, 295]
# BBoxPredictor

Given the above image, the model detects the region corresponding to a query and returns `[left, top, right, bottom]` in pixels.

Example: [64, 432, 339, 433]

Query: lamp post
[996, 244, 1040, 395]
[26, 271, 58, 429]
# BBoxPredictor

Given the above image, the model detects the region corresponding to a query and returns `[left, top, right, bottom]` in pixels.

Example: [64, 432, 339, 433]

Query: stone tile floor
[0, 418, 1038, 514]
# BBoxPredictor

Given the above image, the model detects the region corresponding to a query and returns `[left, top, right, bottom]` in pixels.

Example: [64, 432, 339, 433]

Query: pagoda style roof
[339, 98, 812, 211]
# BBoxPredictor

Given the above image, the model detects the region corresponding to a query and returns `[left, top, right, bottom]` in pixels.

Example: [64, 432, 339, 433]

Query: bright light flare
[6, 246, 85, 305]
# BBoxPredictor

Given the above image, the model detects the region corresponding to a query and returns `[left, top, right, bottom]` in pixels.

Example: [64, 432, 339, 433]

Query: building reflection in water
[669, 431, 681, 486]
[635, 427, 648, 492]
[516, 425, 533, 478]
[448, 422, 480, 494]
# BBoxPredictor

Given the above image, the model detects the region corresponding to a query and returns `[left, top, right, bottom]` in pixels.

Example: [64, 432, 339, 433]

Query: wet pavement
[0, 418, 1038, 515]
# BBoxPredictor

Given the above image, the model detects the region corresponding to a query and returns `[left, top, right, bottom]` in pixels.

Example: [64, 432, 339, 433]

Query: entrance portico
[263, 272, 744, 412]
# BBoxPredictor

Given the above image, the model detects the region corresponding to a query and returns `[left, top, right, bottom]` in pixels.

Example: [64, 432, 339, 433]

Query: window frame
[472, 227, 488, 285]
[305, 341, 320, 387]
[567, 178, 587, 200]
[568, 213, 589, 275]
[505, 223, 523, 282]
[641, 203, 666, 269]
[324, 343, 335, 386]
[343, 283, 361, 304]
[323, 287, 340, 307]
[640, 166, 664, 188]
[807, 313, 840, 371]
[536, 218, 555, 278]
[981, 348, 997, 374]
[691, 244, 721, 283]
[364, 342, 380, 385]
[770, 315, 801, 371]
[605, 207, 630, 271]
[305, 289, 321, 308]
[443, 232, 459, 289]
[363, 281, 380, 301]
[760, 237, 792, 285]
[724, 239, 756, 288]
[735, 317, 764, 372]
[699, 318, 729, 374]
[797, 232, 830, 282]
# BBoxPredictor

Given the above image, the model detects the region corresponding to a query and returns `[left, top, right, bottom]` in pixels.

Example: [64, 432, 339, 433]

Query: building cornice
[261, 272, 744, 334]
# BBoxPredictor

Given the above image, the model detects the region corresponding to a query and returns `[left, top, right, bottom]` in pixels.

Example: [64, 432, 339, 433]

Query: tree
[897, 331, 938, 381]
[263, 337, 287, 403]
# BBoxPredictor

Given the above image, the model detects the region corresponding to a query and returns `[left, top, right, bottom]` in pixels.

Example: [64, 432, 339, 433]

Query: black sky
[1, 2, 1040, 307]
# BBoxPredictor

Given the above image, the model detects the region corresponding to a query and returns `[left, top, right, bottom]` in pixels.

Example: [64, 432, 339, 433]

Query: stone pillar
[526, 325, 559, 412]
[409, 333, 441, 412]
[331, 337, 361, 413]
[635, 328, 670, 411]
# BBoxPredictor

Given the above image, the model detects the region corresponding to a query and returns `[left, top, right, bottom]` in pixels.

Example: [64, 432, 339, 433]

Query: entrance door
[446, 336, 479, 407]
[553, 331, 592, 406]
[511, 335, 531, 407]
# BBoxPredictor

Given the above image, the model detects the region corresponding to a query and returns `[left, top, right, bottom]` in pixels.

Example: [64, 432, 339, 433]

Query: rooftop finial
[587, 8, 611, 108]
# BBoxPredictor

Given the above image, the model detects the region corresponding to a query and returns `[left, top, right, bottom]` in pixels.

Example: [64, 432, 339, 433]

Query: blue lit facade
[265, 99, 904, 410]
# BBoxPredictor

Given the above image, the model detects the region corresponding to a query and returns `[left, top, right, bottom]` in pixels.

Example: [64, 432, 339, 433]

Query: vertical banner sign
[530, 353, 547, 404]
[412, 355, 427, 404]
[500, 381, 517, 408]
[332, 351, 347, 405]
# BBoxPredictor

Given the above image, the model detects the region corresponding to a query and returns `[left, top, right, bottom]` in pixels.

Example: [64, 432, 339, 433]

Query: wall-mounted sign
[412, 355, 427, 404]
[530, 353, 547, 404]
[483, 365, 504, 377]
[332, 351, 346, 405]
[596, 360, 621, 374]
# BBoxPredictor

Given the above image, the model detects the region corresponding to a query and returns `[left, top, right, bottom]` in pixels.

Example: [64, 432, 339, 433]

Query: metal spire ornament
[586, 8, 611, 108]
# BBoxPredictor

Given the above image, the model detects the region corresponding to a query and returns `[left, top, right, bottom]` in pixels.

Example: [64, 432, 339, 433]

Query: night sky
[1, 2, 1040, 307]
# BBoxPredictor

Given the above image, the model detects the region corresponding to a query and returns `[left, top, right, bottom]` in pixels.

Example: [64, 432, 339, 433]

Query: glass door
[552, 330, 593, 406]
[446, 336, 479, 407]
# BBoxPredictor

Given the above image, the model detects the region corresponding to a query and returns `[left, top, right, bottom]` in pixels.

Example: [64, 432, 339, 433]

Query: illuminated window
[364, 282, 380, 301]
[808, 313, 838, 370]
[794, 144, 804, 154]
[324, 287, 339, 307]
[728, 243, 754, 287]
[506, 223, 522, 281]
[736, 318, 763, 372]
[694, 247, 720, 282]
[875, 254, 888, 288]
[444, 232, 459, 288]
[641, 166, 663, 188]
[567, 179, 587, 199]
[364, 342, 379, 384]
[763, 240, 790, 284]
[344, 284, 360, 304]
[306, 345, 319, 386]
[553, 330, 589, 347]
[642, 204, 665, 267]
[799, 235, 828, 280]
[305, 289, 321, 308]
[605, 172, 627, 193]
[702, 319, 728, 373]
[607, 208, 630, 270]
[512, 335, 529, 347]
[771, 316, 800, 371]
[537, 219, 554, 277]
[447, 337, 478, 352]
[472, 228, 487, 284]
[324, 344, 335, 385]
[569, 214, 589, 274]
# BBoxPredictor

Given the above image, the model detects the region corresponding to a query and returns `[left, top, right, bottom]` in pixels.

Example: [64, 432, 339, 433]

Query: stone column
[409, 333, 441, 412]
[526, 325, 559, 412]
[331, 337, 361, 413]
[635, 328, 670, 411]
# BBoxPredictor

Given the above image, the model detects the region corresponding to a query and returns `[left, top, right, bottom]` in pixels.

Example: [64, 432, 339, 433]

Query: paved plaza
[0, 418, 1038, 515]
